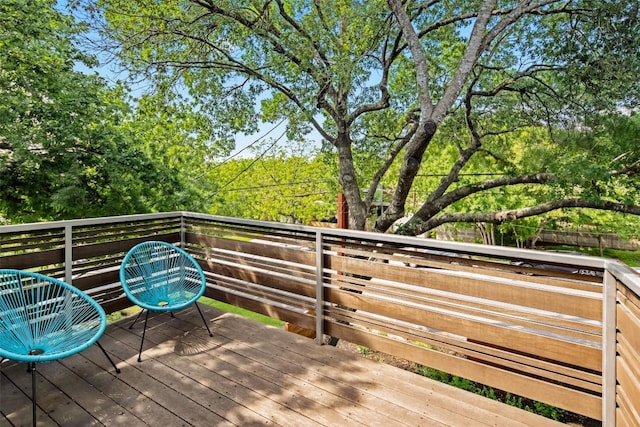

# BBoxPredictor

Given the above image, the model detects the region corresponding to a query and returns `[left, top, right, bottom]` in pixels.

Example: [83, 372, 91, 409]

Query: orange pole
[337, 193, 348, 229]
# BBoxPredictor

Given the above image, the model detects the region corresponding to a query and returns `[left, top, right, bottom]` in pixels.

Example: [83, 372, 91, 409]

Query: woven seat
[0, 269, 119, 426]
[119, 241, 212, 361]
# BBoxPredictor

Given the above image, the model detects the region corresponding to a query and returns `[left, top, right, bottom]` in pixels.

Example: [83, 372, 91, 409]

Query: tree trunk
[374, 120, 438, 232]
[335, 132, 367, 230]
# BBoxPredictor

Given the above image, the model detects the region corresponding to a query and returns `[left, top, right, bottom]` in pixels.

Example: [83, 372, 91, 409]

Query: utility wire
[214, 179, 334, 193]
[416, 173, 508, 177]
[192, 118, 287, 182]
[204, 128, 288, 200]
[212, 118, 287, 167]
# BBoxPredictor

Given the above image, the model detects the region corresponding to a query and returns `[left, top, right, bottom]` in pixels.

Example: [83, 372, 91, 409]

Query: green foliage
[531, 401, 566, 421]
[0, 0, 222, 223]
[552, 1, 640, 109]
[0, 0, 139, 220]
[357, 345, 372, 355]
[415, 365, 568, 421]
[415, 365, 454, 384]
[119, 92, 219, 213]
[205, 152, 337, 223]
[599, 249, 640, 267]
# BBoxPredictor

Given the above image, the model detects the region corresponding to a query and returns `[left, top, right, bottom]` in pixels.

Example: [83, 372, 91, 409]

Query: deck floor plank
[1, 359, 97, 427]
[102, 325, 314, 426]
[143, 334, 361, 426]
[0, 305, 566, 427]
[119, 311, 372, 427]
[56, 349, 162, 427]
[1, 363, 57, 427]
[208, 310, 555, 427]
[93, 331, 243, 427]
[201, 318, 450, 426]
[135, 311, 426, 427]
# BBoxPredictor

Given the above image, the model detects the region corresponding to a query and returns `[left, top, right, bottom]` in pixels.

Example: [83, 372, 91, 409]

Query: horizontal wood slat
[326, 287, 601, 371]
[0, 248, 64, 270]
[73, 232, 180, 259]
[616, 282, 640, 427]
[204, 286, 310, 327]
[72, 218, 180, 242]
[615, 356, 640, 427]
[185, 216, 607, 421]
[328, 273, 602, 339]
[326, 320, 602, 421]
[616, 300, 640, 359]
[326, 254, 603, 320]
[326, 303, 601, 392]
[186, 233, 316, 266]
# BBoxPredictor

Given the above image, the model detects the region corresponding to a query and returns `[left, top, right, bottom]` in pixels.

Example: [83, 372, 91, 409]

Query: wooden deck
[1, 305, 565, 427]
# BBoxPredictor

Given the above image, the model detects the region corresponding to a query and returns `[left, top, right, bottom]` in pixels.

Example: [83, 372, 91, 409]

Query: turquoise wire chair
[0, 269, 120, 427]
[119, 241, 213, 362]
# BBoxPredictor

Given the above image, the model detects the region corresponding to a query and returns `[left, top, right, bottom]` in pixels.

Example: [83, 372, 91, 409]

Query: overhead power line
[204, 128, 287, 200]
[416, 173, 508, 177]
[213, 179, 334, 194]
[192, 118, 287, 183]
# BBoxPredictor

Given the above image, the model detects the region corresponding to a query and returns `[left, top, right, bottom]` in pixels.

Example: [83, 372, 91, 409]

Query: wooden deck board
[1, 305, 566, 427]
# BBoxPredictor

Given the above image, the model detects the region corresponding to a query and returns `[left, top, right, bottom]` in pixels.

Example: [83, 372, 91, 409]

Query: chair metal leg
[128, 309, 145, 330]
[29, 362, 36, 427]
[96, 341, 121, 373]
[195, 302, 213, 337]
[137, 310, 150, 362]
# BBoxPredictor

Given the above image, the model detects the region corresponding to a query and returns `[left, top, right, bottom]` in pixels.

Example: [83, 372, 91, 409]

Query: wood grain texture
[0, 305, 566, 427]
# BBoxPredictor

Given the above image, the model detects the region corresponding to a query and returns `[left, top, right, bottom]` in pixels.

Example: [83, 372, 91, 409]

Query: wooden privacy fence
[183, 214, 606, 420]
[605, 264, 640, 425]
[1, 211, 639, 425]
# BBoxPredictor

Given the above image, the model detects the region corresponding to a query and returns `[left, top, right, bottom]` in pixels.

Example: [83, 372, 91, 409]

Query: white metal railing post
[602, 263, 617, 425]
[180, 213, 186, 247]
[64, 225, 73, 284]
[314, 230, 325, 345]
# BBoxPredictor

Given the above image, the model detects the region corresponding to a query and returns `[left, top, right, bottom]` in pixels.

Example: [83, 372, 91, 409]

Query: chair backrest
[119, 241, 206, 312]
[0, 270, 106, 362]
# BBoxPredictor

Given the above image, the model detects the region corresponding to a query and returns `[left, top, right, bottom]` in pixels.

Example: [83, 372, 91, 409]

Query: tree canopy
[65, 1, 640, 233]
[0, 0, 217, 222]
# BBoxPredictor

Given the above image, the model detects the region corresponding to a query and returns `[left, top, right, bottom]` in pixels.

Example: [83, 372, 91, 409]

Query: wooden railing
[604, 264, 640, 425]
[1, 212, 638, 425]
[0, 213, 183, 313]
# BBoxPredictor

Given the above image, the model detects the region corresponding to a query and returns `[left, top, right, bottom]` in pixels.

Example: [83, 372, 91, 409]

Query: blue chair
[119, 241, 212, 362]
[0, 269, 120, 427]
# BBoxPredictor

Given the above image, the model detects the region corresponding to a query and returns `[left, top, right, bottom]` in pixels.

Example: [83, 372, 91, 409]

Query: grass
[106, 297, 285, 328]
[597, 248, 640, 266]
[545, 245, 640, 267]
[199, 297, 285, 327]
[357, 345, 372, 355]
[106, 306, 141, 323]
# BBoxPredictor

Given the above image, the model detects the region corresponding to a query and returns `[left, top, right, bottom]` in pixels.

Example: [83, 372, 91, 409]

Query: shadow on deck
[1, 304, 564, 427]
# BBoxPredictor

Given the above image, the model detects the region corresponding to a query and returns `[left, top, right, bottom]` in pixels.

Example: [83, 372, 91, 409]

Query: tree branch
[414, 172, 556, 226]
[365, 120, 419, 209]
[387, 0, 433, 115]
[415, 198, 640, 233]
[432, 0, 496, 121]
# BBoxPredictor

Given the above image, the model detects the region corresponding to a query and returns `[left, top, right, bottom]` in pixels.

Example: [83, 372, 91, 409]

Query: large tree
[77, 0, 640, 232]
